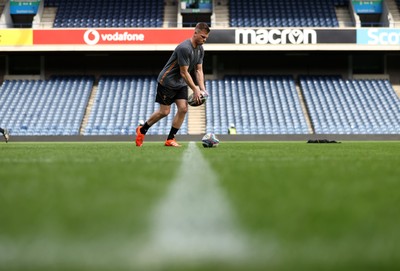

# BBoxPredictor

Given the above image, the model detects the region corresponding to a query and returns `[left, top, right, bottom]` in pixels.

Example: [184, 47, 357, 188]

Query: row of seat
[0, 75, 399, 136]
[84, 76, 188, 136]
[300, 76, 400, 134]
[45, 0, 164, 28]
[229, 0, 349, 27]
[42, 0, 355, 28]
[205, 76, 309, 134]
[0, 76, 93, 136]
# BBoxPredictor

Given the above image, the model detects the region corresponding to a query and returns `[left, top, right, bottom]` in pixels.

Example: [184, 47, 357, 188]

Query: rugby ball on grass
[202, 133, 220, 148]
[188, 90, 208, 107]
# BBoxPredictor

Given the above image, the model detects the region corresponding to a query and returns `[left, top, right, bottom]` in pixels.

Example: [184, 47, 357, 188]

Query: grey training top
[157, 39, 204, 90]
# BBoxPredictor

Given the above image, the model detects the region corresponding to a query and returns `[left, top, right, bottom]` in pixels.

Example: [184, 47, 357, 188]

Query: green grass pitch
[0, 141, 400, 271]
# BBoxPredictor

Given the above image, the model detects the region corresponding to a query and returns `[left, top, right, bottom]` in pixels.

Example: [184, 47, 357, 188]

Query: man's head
[193, 22, 210, 46]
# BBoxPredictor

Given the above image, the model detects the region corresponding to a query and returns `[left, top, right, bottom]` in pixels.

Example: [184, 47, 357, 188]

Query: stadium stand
[0, 74, 398, 136]
[205, 76, 310, 135]
[44, 0, 164, 28]
[229, 0, 349, 27]
[83, 76, 188, 136]
[1, 0, 399, 137]
[0, 76, 93, 135]
[300, 76, 400, 134]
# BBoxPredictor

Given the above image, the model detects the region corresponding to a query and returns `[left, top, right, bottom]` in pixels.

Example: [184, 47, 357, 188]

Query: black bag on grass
[307, 139, 341, 143]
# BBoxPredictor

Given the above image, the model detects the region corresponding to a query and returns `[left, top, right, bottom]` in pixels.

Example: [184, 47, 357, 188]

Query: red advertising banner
[33, 29, 194, 45]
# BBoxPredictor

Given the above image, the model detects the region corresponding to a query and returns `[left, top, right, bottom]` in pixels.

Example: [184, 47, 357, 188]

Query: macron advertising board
[32, 28, 356, 46]
[0, 28, 400, 50]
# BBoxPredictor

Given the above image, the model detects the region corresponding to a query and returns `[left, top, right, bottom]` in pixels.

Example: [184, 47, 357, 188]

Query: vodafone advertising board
[33, 29, 194, 45]
[33, 28, 356, 46]
[9, 27, 399, 51]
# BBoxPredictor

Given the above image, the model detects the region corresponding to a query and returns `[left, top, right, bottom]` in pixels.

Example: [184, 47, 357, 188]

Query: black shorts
[155, 83, 188, 105]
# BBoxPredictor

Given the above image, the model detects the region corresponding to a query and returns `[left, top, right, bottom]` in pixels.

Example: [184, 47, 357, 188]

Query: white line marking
[136, 142, 249, 267]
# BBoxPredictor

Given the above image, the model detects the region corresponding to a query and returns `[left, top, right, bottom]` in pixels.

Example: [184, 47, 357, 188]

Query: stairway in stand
[188, 104, 206, 135]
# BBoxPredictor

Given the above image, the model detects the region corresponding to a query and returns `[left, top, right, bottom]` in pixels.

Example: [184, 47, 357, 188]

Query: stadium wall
[1, 50, 398, 85]
[1, 27, 400, 84]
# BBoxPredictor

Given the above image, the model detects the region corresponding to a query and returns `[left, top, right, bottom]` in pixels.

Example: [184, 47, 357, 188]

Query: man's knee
[158, 108, 170, 117]
[177, 104, 188, 114]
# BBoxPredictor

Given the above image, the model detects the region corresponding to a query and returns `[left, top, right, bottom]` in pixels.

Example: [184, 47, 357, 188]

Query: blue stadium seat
[0, 76, 94, 136]
[299, 76, 400, 134]
[205, 75, 309, 135]
[44, 0, 164, 28]
[229, 0, 348, 27]
[83, 76, 188, 136]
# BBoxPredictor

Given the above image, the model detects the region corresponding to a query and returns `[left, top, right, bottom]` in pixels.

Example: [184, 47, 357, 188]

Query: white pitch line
[136, 142, 249, 267]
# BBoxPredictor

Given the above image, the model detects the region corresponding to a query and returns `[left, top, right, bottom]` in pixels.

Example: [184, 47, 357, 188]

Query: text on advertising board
[357, 28, 400, 45]
[235, 29, 317, 45]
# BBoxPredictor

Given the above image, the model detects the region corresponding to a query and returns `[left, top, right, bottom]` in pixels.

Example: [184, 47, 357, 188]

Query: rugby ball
[188, 90, 208, 107]
[202, 133, 219, 148]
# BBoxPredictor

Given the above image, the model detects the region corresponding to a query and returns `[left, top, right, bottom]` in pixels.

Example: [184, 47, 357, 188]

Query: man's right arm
[180, 65, 201, 102]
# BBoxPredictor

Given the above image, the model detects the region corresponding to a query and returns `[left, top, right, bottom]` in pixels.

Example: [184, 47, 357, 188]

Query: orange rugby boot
[135, 126, 145, 147]
[164, 138, 181, 147]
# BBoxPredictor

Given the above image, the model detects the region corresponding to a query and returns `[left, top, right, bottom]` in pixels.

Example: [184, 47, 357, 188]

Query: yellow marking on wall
[0, 29, 33, 46]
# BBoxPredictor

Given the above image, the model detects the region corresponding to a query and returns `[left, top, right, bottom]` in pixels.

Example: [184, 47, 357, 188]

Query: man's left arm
[195, 63, 206, 92]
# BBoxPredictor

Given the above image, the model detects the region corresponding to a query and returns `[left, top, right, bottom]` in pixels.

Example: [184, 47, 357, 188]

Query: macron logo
[235, 29, 317, 45]
[83, 29, 145, 45]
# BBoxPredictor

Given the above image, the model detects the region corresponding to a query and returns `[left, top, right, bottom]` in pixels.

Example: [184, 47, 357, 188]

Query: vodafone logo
[84, 29, 100, 45]
[83, 29, 145, 45]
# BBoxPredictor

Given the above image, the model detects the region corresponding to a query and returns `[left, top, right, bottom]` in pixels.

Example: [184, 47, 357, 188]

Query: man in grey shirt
[135, 22, 210, 147]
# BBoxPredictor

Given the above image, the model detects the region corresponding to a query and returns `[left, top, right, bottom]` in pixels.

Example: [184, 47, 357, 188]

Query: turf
[0, 141, 399, 271]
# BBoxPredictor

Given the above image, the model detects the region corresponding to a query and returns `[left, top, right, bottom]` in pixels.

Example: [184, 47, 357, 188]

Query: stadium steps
[296, 83, 315, 134]
[40, 7, 57, 28]
[187, 87, 206, 135]
[163, 0, 178, 27]
[387, 0, 400, 25]
[80, 84, 99, 135]
[188, 104, 206, 135]
[335, 6, 353, 27]
[212, 2, 230, 28]
[393, 84, 400, 98]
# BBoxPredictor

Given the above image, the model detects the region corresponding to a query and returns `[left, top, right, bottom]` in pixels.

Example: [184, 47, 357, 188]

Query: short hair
[195, 22, 210, 34]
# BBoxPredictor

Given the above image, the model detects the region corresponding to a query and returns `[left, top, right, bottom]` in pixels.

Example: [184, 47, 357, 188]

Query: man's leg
[165, 99, 188, 147]
[136, 104, 171, 147]
[1, 128, 9, 143]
